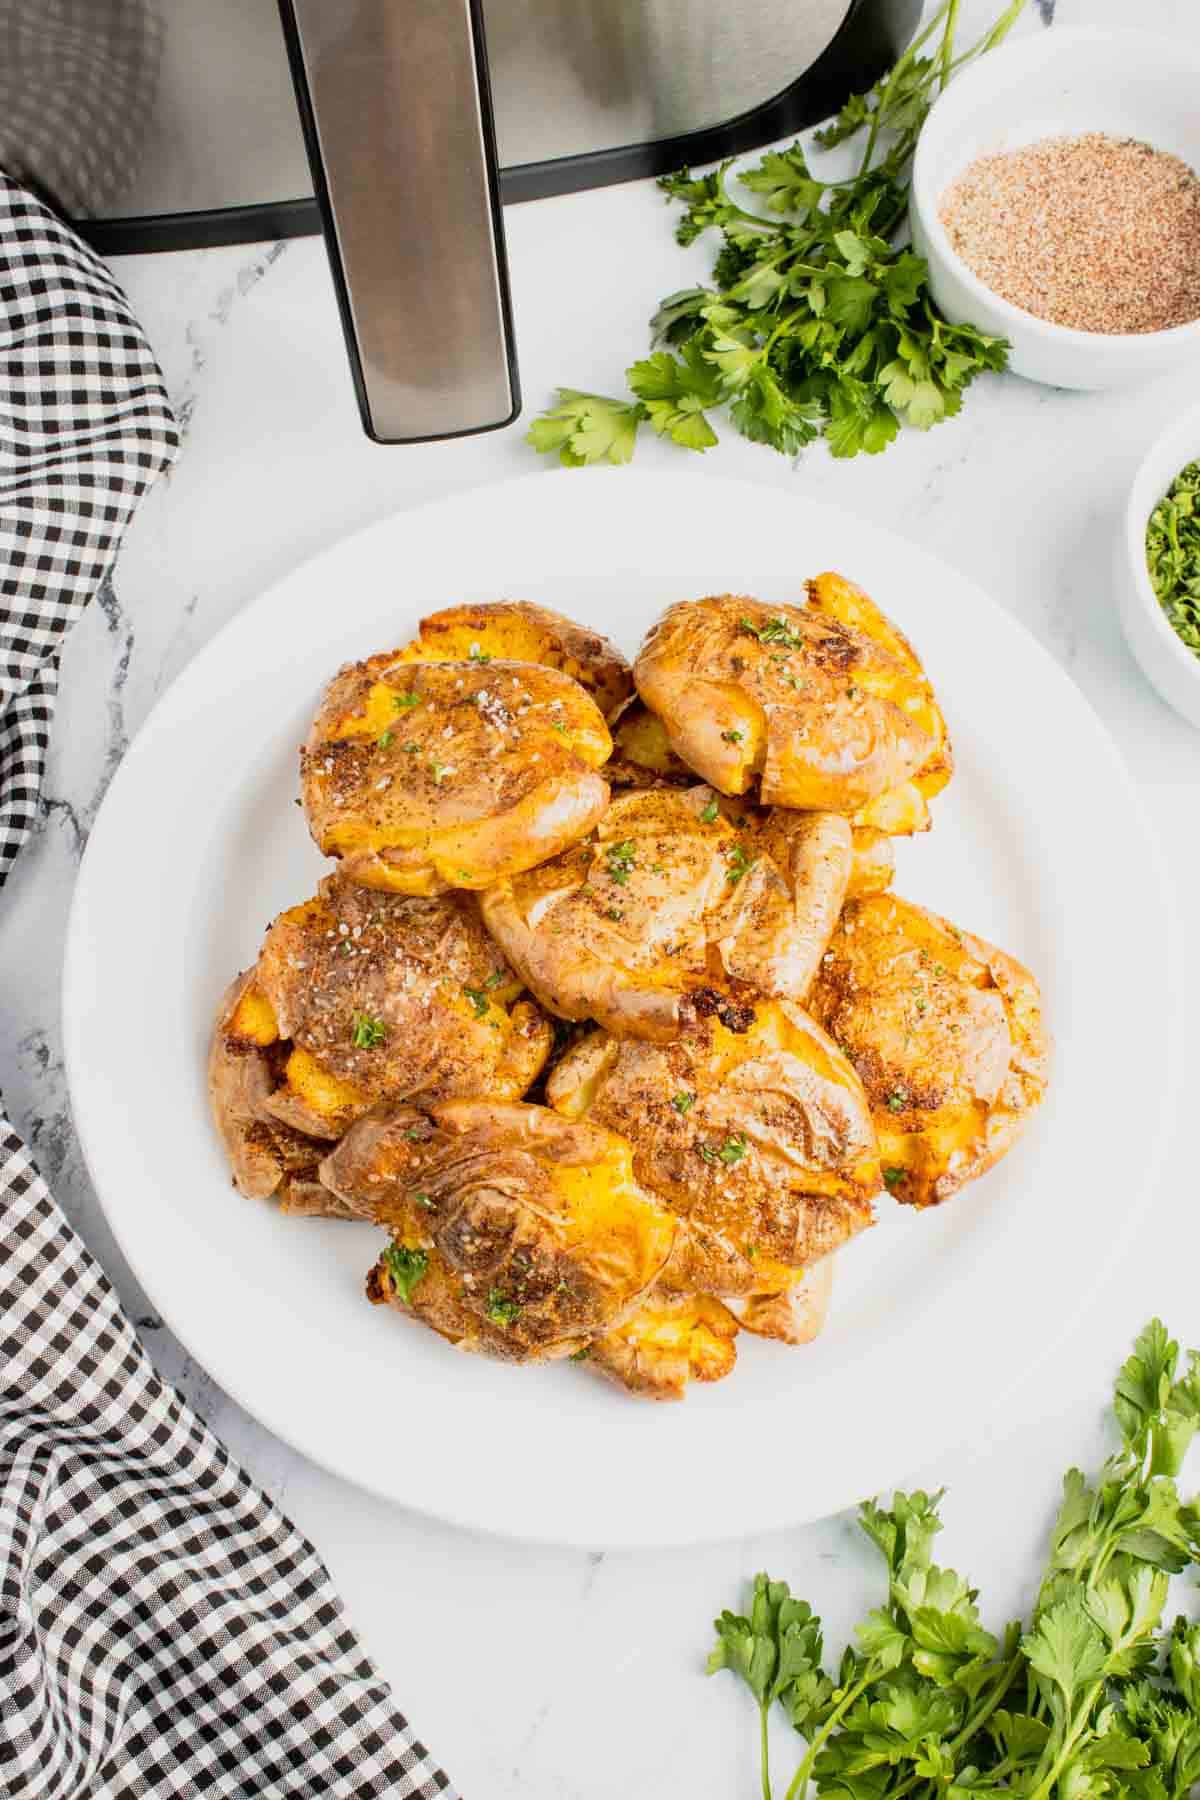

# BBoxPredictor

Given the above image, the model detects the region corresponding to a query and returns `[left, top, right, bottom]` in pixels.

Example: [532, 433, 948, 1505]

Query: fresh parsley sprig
[710, 1319, 1200, 1799]
[527, 0, 1024, 467]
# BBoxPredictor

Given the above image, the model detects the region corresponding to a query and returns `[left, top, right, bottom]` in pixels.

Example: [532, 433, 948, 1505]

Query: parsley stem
[887, 1648, 1024, 1800]
[781, 1661, 881, 1800]
[759, 1701, 772, 1800]
[1026, 1676, 1106, 1800]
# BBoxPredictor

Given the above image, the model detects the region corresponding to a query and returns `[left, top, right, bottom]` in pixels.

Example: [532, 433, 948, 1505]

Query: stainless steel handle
[278, 0, 519, 443]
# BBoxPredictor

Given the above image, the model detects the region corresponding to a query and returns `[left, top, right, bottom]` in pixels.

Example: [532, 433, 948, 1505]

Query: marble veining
[2, 2, 1199, 1795]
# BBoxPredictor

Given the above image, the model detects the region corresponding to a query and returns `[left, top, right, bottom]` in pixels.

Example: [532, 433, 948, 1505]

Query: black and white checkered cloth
[0, 175, 456, 1798]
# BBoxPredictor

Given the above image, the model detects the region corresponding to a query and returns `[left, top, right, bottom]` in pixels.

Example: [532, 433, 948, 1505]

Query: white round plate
[64, 470, 1178, 1548]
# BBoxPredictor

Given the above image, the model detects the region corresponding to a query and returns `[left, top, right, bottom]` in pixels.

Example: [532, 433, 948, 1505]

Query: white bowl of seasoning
[909, 28, 1200, 390]
[1119, 404, 1200, 729]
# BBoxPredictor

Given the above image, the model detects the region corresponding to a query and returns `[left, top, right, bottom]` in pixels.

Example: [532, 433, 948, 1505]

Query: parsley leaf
[527, 0, 1020, 469]
[604, 840, 637, 885]
[350, 1011, 386, 1048]
[486, 1289, 522, 1327]
[699, 799, 720, 823]
[672, 1091, 696, 1115]
[726, 845, 757, 885]
[381, 1244, 428, 1304]
[392, 690, 421, 710]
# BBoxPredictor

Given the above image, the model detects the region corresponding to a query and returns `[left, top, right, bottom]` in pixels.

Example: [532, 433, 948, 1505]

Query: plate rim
[62, 468, 1183, 1547]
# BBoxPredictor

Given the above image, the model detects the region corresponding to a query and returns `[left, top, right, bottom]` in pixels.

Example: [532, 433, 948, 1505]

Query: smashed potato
[393, 599, 633, 722]
[302, 654, 611, 893]
[481, 787, 850, 1043]
[589, 1293, 739, 1400]
[547, 999, 879, 1298]
[807, 894, 1050, 1207]
[209, 880, 552, 1196]
[633, 586, 950, 816]
[328, 1099, 677, 1360]
[607, 697, 694, 790]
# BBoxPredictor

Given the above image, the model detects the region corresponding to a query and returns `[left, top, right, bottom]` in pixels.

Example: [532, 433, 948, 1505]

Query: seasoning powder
[938, 133, 1200, 335]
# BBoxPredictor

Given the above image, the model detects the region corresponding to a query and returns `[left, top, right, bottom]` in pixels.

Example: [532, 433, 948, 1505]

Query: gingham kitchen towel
[0, 175, 457, 1798]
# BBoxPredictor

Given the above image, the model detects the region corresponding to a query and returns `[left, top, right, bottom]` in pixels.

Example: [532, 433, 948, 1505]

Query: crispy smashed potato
[724, 1258, 833, 1344]
[547, 999, 879, 1299]
[329, 1099, 677, 1361]
[209, 880, 551, 1195]
[633, 586, 950, 817]
[589, 1293, 739, 1400]
[847, 826, 895, 896]
[607, 697, 694, 790]
[302, 654, 611, 893]
[208, 971, 358, 1215]
[481, 787, 850, 1043]
[394, 599, 633, 722]
[807, 894, 1050, 1207]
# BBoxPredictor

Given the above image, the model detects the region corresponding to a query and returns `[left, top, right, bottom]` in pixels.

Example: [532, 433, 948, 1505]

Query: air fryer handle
[278, 0, 519, 444]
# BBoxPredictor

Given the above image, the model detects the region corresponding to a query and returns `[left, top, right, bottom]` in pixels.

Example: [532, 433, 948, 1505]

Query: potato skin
[208, 970, 357, 1214]
[481, 787, 849, 1043]
[589, 1293, 739, 1400]
[547, 1001, 879, 1298]
[396, 600, 633, 723]
[633, 591, 948, 813]
[807, 894, 1050, 1207]
[326, 1099, 678, 1362]
[302, 654, 611, 893]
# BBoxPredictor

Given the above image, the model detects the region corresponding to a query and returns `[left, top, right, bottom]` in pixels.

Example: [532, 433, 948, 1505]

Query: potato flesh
[395, 600, 633, 723]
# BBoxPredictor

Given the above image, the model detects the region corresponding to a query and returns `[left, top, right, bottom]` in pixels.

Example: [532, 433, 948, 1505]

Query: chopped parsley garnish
[604, 840, 637, 885]
[882, 1165, 907, 1190]
[739, 614, 804, 649]
[392, 690, 422, 710]
[403, 741, 420, 753]
[350, 1011, 387, 1049]
[672, 1091, 696, 1115]
[469, 646, 493, 664]
[699, 798, 720, 824]
[700, 1133, 748, 1167]
[377, 730, 394, 749]
[414, 1191, 435, 1209]
[885, 1087, 908, 1113]
[726, 845, 757, 886]
[1147, 460, 1200, 660]
[429, 758, 452, 784]
[486, 1288, 523, 1327]
[721, 727, 744, 744]
[550, 719, 568, 735]
[605, 905, 625, 922]
[462, 970, 506, 1016]
[382, 1243, 428, 1303]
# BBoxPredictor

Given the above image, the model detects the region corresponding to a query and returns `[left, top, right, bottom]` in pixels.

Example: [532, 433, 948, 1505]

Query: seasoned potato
[481, 787, 850, 1043]
[302, 654, 611, 893]
[209, 879, 552, 1194]
[329, 1099, 677, 1361]
[724, 1258, 832, 1345]
[607, 697, 694, 790]
[807, 894, 1050, 1207]
[847, 826, 895, 897]
[208, 971, 358, 1215]
[633, 588, 950, 816]
[589, 1293, 739, 1400]
[393, 600, 633, 722]
[547, 999, 879, 1298]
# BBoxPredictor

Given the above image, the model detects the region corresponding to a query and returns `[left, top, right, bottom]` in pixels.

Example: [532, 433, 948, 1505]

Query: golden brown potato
[847, 826, 895, 897]
[481, 787, 850, 1043]
[393, 599, 633, 722]
[724, 1258, 833, 1345]
[607, 697, 694, 790]
[210, 879, 551, 1188]
[588, 1292, 739, 1400]
[328, 1099, 677, 1362]
[807, 894, 1050, 1208]
[302, 654, 611, 894]
[546, 999, 879, 1299]
[208, 971, 358, 1215]
[633, 587, 950, 816]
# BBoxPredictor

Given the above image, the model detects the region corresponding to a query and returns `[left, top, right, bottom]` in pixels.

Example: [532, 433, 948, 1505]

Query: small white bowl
[1119, 406, 1200, 729]
[910, 28, 1200, 391]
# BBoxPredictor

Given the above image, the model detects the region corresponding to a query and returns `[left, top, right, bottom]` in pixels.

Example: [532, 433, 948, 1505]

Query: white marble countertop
[4, 1, 1200, 1793]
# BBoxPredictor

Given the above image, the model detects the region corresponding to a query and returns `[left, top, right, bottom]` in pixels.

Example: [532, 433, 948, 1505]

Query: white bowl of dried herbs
[911, 28, 1200, 391]
[1121, 404, 1200, 728]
